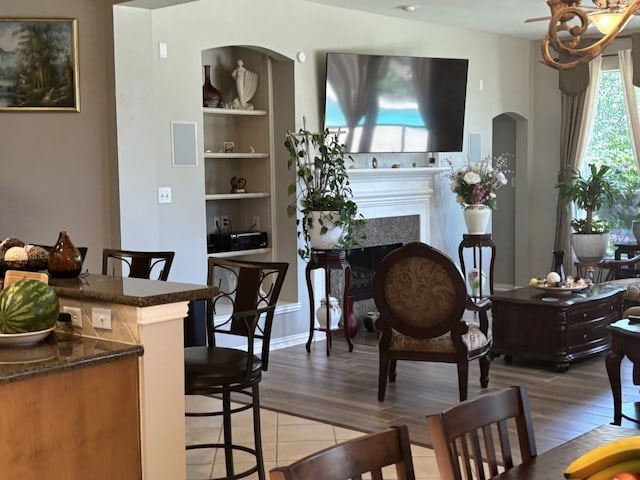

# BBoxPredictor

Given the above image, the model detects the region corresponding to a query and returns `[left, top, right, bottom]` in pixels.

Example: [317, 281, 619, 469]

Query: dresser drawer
[567, 297, 620, 325]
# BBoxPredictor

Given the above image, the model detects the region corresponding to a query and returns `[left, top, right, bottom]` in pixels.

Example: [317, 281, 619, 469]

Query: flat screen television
[323, 52, 469, 154]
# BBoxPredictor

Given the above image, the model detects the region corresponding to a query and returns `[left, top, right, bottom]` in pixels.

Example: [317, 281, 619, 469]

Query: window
[582, 64, 640, 246]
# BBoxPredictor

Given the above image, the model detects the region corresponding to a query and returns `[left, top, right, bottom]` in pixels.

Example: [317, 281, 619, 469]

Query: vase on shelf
[202, 65, 222, 108]
[47, 231, 83, 278]
[551, 249, 566, 283]
[462, 204, 491, 234]
[315, 296, 341, 330]
[467, 268, 487, 297]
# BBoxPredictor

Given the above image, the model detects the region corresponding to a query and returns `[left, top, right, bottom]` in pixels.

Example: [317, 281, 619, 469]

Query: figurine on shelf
[230, 176, 247, 194]
[230, 59, 258, 110]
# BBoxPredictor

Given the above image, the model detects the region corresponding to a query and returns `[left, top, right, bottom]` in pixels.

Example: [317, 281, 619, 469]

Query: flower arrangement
[447, 154, 511, 210]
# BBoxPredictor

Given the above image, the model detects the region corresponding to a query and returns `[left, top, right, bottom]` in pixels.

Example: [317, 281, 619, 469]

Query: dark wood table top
[490, 284, 624, 307]
[493, 424, 638, 479]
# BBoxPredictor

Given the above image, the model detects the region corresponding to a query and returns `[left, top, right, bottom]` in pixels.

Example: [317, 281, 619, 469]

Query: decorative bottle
[552, 249, 566, 283]
[202, 65, 222, 108]
[48, 231, 83, 278]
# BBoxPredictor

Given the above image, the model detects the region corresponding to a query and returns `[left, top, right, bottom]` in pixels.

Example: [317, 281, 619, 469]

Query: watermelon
[0, 279, 60, 333]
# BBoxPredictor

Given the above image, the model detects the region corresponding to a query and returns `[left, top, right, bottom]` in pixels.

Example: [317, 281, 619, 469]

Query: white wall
[114, 0, 553, 340]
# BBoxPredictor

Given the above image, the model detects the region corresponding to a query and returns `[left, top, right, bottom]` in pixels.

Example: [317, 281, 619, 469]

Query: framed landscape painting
[0, 18, 79, 112]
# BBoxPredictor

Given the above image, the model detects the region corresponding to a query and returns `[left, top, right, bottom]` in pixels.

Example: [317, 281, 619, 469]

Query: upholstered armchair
[601, 255, 640, 308]
[373, 242, 492, 402]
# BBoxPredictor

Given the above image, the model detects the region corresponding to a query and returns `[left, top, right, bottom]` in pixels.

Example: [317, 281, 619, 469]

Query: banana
[564, 436, 640, 479]
[585, 458, 640, 480]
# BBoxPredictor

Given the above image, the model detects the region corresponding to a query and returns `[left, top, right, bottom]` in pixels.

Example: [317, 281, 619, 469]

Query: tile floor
[185, 395, 441, 479]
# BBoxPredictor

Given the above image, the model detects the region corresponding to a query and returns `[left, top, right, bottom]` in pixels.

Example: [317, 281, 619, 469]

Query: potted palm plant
[556, 163, 617, 262]
[285, 124, 365, 260]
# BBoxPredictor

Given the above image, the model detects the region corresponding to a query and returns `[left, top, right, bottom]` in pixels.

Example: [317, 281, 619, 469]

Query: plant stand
[305, 249, 354, 356]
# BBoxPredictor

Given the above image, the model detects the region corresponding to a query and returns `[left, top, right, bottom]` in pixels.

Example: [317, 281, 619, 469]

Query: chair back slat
[102, 249, 175, 281]
[269, 425, 416, 480]
[427, 385, 537, 480]
[206, 257, 288, 372]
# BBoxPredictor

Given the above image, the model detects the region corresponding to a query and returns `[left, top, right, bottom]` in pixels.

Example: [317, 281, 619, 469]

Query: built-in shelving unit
[201, 46, 275, 260]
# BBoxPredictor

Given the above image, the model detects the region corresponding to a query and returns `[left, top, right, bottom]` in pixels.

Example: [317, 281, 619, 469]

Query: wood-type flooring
[260, 329, 640, 454]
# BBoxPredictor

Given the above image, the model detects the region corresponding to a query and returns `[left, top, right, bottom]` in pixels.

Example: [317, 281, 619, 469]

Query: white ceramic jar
[315, 296, 342, 330]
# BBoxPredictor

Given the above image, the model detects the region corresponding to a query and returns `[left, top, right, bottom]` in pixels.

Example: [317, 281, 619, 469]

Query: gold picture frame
[0, 18, 79, 112]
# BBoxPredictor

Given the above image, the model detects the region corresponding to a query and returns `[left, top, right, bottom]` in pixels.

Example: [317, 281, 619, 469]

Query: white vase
[463, 204, 492, 234]
[315, 296, 342, 329]
[468, 268, 487, 297]
[308, 211, 344, 250]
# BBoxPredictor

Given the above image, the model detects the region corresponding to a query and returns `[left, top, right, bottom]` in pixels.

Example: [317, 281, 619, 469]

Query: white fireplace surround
[347, 167, 447, 244]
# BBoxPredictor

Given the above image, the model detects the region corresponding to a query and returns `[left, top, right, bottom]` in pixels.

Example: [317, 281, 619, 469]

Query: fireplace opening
[347, 243, 403, 301]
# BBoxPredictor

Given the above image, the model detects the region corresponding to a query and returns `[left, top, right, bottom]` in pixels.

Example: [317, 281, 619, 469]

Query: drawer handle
[584, 333, 588, 339]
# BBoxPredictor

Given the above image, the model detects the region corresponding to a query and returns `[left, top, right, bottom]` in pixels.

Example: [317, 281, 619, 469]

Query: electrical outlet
[63, 306, 82, 328]
[221, 216, 230, 232]
[91, 307, 112, 330]
[252, 216, 260, 230]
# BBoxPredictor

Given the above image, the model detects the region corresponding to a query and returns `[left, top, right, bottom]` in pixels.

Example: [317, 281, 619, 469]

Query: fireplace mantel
[347, 167, 447, 243]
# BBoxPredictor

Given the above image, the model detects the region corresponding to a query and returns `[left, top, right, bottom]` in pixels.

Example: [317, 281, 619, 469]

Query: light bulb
[590, 11, 631, 34]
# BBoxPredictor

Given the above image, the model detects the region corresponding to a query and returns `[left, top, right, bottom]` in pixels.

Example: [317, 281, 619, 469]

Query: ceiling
[306, 0, 640, 40]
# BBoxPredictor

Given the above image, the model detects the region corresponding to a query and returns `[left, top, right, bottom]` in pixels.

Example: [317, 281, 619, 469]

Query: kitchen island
[48, 274, 218, 480]
[0, 332, 143, 478]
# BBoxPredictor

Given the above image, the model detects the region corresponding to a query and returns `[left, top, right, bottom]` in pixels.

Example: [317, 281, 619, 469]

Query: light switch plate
[158, 187, 172, 204]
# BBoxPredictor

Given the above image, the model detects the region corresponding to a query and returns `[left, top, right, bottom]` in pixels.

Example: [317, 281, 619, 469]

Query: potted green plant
[285, 125, 365, 260]
[556, 163, 617, 262]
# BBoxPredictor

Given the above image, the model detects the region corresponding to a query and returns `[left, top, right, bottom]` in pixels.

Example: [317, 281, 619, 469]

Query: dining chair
[427, 385, 537, 480]
[269, 425, 416, 480]
[184, 257, 288, 480]
[101, 249, 175, 281]
[373, 241, 492, 402]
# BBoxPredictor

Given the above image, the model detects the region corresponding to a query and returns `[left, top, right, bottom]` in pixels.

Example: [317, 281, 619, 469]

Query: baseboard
[270, 332, 309, 351]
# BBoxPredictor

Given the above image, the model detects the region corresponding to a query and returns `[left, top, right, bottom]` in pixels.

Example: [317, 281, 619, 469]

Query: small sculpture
[231, 59, 258, 110]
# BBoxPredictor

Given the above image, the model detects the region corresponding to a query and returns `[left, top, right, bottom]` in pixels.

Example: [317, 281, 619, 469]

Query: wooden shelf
[203, 107, 267, 116]
[204, 152, 269, 159]
[208, 248, 271, 258]
[205, 193, 270, 200]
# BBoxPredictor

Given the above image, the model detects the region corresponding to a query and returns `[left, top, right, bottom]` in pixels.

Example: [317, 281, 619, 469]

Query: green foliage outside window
[583, 69, 640, 244]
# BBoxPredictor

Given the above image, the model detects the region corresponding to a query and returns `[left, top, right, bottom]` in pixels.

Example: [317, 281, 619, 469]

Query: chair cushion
[604, 278, 640, 301]
[390, 324, 490, 353]
[184, 345, 262, 393]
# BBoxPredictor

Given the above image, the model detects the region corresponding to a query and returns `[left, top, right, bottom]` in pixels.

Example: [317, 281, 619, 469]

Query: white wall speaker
[469, 132, 481, 163]
[171, 121, 198, 167]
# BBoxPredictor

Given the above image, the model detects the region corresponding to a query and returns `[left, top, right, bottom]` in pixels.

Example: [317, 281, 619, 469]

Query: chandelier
[542, 0, 640, 69]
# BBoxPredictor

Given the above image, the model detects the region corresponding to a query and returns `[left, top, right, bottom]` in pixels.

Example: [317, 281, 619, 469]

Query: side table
[305, 249, 354, 356]
[491, 284, 624, 371]
[605, 319, 640, 425]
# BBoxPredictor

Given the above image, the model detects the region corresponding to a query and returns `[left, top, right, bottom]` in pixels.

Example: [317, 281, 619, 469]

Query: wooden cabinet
[0, 356, 140, 479]
[490, 285, 624, 371]
[202, 47, 274, 259]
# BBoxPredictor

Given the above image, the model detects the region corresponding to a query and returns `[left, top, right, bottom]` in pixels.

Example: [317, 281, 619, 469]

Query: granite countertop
[0, 329, 143, 385]
[49, 274, 218, 307]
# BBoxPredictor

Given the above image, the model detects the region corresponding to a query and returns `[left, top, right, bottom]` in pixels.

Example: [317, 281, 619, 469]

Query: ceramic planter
[571, 232, 610, 263]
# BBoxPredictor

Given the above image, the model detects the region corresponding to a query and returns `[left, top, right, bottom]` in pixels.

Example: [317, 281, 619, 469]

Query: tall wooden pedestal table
[458, 234, 496, 301]
[305, 249, 353, 356]
[605, 318, 640, 425]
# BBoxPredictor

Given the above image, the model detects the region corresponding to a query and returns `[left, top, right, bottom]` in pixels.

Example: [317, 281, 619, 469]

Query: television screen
[323, 52, 469, 154]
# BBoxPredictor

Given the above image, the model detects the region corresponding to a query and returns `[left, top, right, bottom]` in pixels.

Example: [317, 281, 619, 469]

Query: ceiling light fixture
[399, 5, 418, 13]
[542, 0, 640, 70]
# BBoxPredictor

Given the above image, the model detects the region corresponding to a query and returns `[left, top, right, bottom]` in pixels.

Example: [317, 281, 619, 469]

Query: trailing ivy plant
[285, 126, 365, 260]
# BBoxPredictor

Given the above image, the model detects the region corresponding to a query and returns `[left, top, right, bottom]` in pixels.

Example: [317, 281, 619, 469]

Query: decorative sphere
[546, 271, 561, 285]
